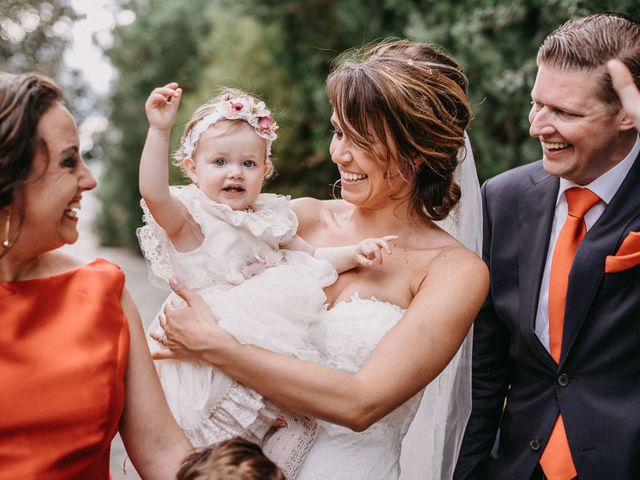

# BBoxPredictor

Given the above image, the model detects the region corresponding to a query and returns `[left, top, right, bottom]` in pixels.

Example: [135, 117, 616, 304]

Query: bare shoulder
[291, 197, 347, 232]
[423, 244, 488, 293]
[290, 197, 344, 216]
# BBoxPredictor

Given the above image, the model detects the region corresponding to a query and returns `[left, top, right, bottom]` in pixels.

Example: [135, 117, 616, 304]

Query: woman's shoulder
[290, 197, 349, 238]
[291, 197, 347, 220]
[402, 227, 486, 292]
[419, 241, 488, 293]
[17, 252, 124, 284]
[53, 252, 123, 274]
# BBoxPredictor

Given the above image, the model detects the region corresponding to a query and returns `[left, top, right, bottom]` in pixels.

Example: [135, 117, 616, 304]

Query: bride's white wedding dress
[297, 135, 481, 480]
[297, 295, 423, 479]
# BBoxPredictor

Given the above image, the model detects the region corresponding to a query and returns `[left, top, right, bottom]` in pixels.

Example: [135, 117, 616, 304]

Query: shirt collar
[557, 134, 640, 206]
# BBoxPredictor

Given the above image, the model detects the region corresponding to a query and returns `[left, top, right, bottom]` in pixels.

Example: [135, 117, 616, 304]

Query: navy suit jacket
[454, 155, 640, 480]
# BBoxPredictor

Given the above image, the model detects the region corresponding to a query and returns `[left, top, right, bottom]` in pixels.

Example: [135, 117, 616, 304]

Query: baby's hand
[355, 235, 398, 267]
[145, 82, 182, 131]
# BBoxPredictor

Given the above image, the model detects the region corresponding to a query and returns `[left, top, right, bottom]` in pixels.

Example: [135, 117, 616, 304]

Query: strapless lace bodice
[297, 295, 424, 480]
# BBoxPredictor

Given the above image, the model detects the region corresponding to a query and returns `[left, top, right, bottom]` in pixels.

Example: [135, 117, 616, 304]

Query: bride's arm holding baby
[156, 225, 487, 431]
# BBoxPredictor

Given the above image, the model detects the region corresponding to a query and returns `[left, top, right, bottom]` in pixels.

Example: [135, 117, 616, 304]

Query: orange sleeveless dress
[0, 259, 130, 479]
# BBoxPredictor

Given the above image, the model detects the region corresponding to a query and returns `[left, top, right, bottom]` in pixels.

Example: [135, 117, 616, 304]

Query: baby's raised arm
[140, 83, 201, 250]
[284, 235, 397, 273]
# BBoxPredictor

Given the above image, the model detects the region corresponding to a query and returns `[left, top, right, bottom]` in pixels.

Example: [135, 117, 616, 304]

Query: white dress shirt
[534, 135, 640, 351]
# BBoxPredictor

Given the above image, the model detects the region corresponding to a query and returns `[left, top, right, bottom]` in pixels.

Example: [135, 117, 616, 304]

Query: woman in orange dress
[0, 72, 192, 479]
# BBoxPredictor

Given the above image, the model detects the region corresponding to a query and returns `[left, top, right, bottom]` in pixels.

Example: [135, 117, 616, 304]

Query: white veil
[399, 133, 482, 479]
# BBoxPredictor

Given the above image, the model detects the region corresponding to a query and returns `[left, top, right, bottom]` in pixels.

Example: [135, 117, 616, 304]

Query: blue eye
[243, 160, 256, 168]
[214, 158, 226, 166]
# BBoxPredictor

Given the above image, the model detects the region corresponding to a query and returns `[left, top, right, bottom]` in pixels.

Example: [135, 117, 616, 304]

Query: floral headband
[182, 92, 278, 158]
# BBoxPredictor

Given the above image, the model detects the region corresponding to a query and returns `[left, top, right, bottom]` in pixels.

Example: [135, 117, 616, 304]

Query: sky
[65, 0, 134, 95]
[65, 0, 136, 151]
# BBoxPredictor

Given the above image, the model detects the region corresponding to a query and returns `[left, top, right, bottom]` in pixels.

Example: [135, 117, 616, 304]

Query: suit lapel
[561, 153, 640, 364]
[518, 165, 558, 367]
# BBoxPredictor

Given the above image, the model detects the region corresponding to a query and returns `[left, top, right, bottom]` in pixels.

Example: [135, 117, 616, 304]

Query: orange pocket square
[605, 231, 640, 273]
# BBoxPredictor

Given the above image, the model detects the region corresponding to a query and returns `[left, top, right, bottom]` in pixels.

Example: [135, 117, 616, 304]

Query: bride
[156, 39, 488, 479]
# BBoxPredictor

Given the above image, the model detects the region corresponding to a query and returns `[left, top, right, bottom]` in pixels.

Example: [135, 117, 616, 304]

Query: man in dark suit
[455, 13, 640, 480]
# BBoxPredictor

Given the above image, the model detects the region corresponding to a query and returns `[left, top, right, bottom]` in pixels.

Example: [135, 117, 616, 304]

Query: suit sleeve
[453, 181, 513, 479]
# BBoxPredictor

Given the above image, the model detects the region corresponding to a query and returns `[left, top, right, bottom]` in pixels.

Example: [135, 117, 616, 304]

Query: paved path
[62, 186, 167, 479]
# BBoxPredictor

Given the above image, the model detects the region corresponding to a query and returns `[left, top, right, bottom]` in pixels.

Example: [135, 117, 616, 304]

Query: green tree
[97, 0, 640, 248]
[0, 1, 95, 130]
[0, 0, 79, 75]
[95, 0, 214, 247]
[400, 0, 640, 180]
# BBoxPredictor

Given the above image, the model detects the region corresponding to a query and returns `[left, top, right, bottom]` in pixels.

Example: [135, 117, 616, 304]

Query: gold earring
[2, 205, 12, 249]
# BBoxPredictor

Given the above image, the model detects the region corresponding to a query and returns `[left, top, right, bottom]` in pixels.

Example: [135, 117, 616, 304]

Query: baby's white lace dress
[138, 185, 336, 476]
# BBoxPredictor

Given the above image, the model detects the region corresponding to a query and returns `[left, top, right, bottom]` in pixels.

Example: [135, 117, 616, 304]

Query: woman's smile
[63, 200, 82, 222]
[340, 170, 368, 184]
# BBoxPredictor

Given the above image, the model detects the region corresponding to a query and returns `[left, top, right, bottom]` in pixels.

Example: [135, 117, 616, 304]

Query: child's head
[174, 88, 278, 211]
[176, 437, 285, 480]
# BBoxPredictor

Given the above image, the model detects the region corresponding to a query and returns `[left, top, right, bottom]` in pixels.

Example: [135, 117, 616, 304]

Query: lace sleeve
[136, 185, 208, 288]
[136, 198, 174, 288]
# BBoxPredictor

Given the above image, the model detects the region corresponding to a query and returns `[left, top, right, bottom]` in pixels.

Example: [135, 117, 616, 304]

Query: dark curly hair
[326, 39, 472, 222]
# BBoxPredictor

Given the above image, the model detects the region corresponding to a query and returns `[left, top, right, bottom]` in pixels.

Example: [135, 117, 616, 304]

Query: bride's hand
[152, 279, 237, 360]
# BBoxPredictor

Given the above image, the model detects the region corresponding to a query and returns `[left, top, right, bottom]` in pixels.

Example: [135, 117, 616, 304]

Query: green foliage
[0, 0, 79, 75]
[0, 0, 89, 121]
[95, 0, 213, 247]
[401, 0, 640, 180]
[97, 0, 640, 249]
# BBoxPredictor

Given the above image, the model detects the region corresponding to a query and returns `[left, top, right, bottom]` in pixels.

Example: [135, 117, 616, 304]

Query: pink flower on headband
[183, 92, 278, 158]
[257, 115, 276, 132]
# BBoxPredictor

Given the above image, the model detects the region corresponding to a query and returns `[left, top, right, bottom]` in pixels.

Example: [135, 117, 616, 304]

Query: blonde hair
[327, 39, 471, 222]
[176, 438, 285, 480]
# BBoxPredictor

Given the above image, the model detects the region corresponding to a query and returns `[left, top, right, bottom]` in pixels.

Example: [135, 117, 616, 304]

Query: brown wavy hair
[0, 72, 63, 255]
[538, 12, 640, 110]
[176, 437, 285, 480]
[326, 39, 472, 221]
[0, 72, 63, 207]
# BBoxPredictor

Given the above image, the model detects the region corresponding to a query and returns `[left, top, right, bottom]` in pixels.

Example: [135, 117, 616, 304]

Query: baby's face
[185, 121, 269, 211]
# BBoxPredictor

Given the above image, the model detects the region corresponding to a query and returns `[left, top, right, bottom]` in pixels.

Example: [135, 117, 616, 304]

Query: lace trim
[261, 400, 318, 480]
[182, 185, 298, 243]
[335, 292, 407, 314]
[136, 185, 298, 287]
[136, 201, 173, 288]
[184, 378, 268, 448]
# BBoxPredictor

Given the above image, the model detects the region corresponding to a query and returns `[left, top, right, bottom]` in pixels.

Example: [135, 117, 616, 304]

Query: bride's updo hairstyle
[326, 39, 471, 221]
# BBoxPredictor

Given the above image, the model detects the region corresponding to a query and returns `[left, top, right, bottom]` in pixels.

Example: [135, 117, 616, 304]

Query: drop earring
[2, 205, 12, 250]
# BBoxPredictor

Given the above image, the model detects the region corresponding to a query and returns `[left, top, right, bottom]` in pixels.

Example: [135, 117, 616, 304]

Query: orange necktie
[540, 187, 600, 480]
